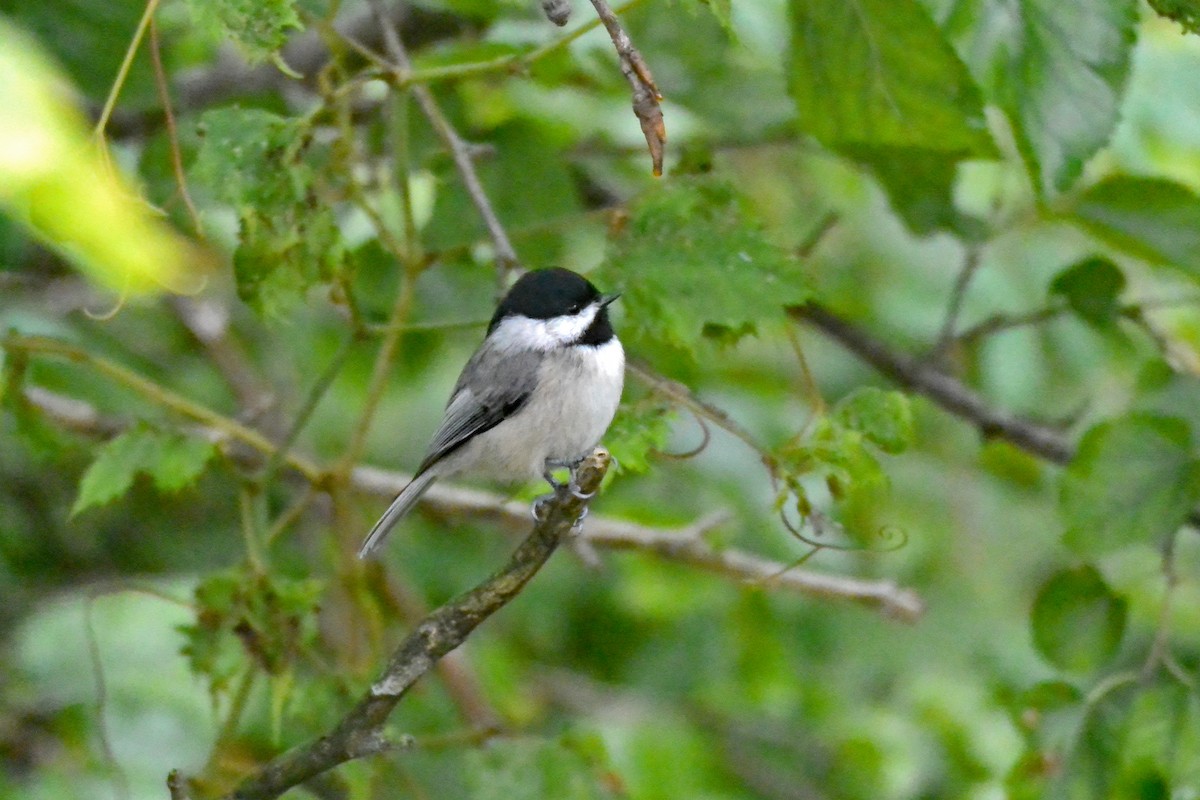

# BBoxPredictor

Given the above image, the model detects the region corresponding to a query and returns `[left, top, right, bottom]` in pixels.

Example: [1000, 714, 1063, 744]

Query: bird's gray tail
[358, 472, 438, 558]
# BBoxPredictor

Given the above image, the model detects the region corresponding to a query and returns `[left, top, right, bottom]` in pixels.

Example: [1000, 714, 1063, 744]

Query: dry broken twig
[586, 0, 666, 175]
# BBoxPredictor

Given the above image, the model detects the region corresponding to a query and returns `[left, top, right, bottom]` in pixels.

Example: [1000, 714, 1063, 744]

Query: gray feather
[416, 344, 541, 473]
[357, 471, 439, 558]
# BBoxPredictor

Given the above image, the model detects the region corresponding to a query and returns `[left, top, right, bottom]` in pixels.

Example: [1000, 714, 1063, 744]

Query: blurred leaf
[1060, 414, 1200, 555]
[693, 0, 733, 34]
[1071, 176, 1200, 279]
[192, 108, 344, 315]
[1049, 257, 1126, 327]
[833, 388, 914, 455]
[787, 0, 993, 233]
[186, 0, 301, 63]
[1148, 0, 1200, 34]
[1030, 565, 1126, 673]
[1056, 678, 1138, 798]
[466, 735, 618, 800]
[1118, 681, 1193, 791]
[0, 19, 208, 295]
[599, 178, 809, 360]
[606, 400, 675, 475]
[951, 0, 1137, 193]
[71, 424, 216, 516]
[179, 569, 323, 696]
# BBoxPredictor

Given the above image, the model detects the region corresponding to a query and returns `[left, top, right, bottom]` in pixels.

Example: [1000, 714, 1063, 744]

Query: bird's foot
[531, 492, 555, 522]
[570, 505, 590, 533]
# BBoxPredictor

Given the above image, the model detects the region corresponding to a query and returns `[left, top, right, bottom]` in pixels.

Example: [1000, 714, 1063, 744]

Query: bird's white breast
[448, 338, 624, 479]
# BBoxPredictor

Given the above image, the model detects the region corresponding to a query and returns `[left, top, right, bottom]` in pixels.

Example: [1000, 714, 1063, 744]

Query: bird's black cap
[487, 269, 618, 348]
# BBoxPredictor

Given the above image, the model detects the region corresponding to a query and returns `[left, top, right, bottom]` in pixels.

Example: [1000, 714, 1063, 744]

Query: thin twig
[626, 361, 770, 464]
[790, 302, 1075, 464]
[927, 247, 981, 365]
[366, 0, 521, 284]
[586, 0, 666, 175]
[94, 0, 163, 139]
[148, 18, 203, 235]
[218, 450, 612, 800]
[84, 595, 131, 800]
[3, 334, 322, 481]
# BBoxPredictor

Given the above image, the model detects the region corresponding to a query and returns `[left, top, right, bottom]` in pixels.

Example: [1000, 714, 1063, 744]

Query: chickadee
[358, 267, 625, 557]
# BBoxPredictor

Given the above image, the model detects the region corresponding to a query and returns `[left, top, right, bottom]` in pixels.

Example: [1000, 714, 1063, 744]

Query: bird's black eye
[568, 302, 583, 314]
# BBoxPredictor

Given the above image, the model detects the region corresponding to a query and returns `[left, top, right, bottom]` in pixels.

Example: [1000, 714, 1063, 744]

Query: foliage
[1, 0, 1200, 798]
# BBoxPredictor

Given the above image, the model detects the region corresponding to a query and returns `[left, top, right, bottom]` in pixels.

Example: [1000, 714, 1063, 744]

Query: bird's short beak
[599, 292, 621, 309]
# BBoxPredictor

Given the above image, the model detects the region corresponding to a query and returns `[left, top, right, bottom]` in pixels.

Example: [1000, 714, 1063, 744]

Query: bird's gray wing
[415, 345, 541, 475]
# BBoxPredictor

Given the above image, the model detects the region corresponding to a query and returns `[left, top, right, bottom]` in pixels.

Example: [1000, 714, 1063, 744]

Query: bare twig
[586, 0, 666, 175]
[366, 0, 521, 281]
[148, 17, 203, 235]
[585, 513, 925, 622]
[217, 450, 612, 800]
[927, 247, 981, 364]
[790, 302, 1075, 465]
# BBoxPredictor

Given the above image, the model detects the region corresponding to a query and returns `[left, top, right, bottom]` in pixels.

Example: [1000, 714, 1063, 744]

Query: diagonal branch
[586, 0, 666, 175]
[789, 301, 1074, 464]
[367, 0, 521, 280]
[219, 449, 612, 800]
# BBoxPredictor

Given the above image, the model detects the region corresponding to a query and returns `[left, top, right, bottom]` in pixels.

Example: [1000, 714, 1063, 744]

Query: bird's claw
[531, 493, 555, 522]
[570, 505, 589, 534]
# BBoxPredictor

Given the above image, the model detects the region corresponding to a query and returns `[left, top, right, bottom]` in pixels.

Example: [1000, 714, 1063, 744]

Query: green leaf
[1148, 0, 1200, 35]
[1030, 565, 1127, 673]
[787, 0, 993, 233]
[606, 400, 675, 475]
[951, 0, 1138, 193]
[148, 433, 217, 492]
[1060, 414, 1200, 555]
[1055, 678, 1138, 798]
[193, 108, 344, 316]
[1049, 257, 1126, 327]
[597, 178, 810, 361]
[186, 0, 301, 63]
[72, 425, 163, 516]
[71, 424, 217, 515]
[833, 388, 914, 455]
[1071, 177, 1200, 280]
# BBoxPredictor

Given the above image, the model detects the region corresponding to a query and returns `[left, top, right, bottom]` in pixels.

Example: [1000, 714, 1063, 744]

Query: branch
[103, 2, 466, 138]
[18, 385, 923, 620]
[367, 0, 521, 278]
[789, 302, 1075, 465]
[584, 514, 925, 622]
[586, 0, 666, 175]
[219, 449, 612, 800]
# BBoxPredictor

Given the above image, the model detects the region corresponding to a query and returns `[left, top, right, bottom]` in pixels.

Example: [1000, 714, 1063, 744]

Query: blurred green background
[2, 0, 1200, 797]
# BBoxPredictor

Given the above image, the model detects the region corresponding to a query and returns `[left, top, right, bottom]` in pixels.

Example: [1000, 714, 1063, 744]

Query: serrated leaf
[1148, 0, 1200, 35]
[951, 0, 1137, 194]
[186, 0, 301, 63]
[833, 388, 914, 455]
[72, 424, 217, 515]
[192, 108, 343, 316]
[1049, 257, 1126, 327]
[787, 0, 993, 233]
[598, 178, 809, 360]
[606, 401, 675, 475]
[1030, 565, 1126, 673]
[71, 425, 162, 515]
[151, 433, 217, 492]
[1071, 177, 1200, 280]
[1060, 414, 1200, 555]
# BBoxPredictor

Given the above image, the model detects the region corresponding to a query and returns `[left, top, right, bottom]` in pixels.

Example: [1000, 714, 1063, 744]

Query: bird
[358, 267, 624, 557]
